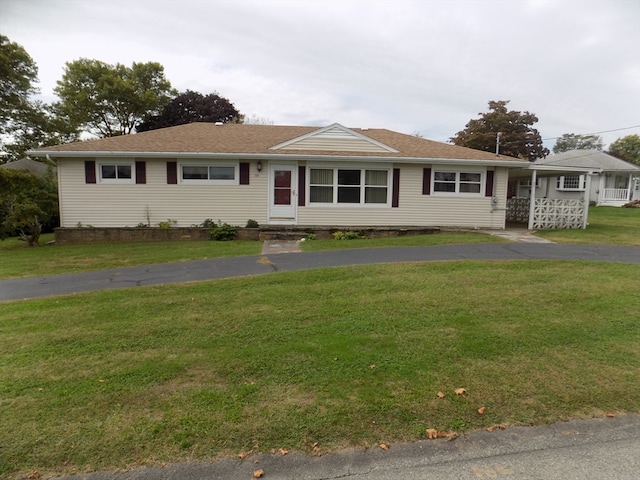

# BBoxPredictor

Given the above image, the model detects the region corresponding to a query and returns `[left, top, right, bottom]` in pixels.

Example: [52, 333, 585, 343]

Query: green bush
[200, 219, 216, 228]
[0, 168, 59, 246]
[332, 230, 362, 240]
[157, 219, 177, 229]
[209, 221, 237, 241]
[245, 219, 259, 228]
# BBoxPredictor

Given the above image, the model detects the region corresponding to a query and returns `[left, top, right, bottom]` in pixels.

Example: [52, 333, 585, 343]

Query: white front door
[269, 164, 297, 224]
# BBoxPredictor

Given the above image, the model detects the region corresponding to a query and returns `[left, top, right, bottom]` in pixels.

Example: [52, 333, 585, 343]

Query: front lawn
[535, 206, 640, 245]
[0, 235, 262, 279]
[1, 260, 638, 479]
[0, 232, 500, 279]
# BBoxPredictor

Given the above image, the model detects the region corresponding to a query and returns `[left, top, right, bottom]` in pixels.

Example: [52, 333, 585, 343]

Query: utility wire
[541, 125, 640, 142]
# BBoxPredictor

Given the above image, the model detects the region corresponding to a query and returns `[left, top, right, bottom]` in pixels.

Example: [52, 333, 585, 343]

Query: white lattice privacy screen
[507, 198, 586, 229]
[532, 199, 586, 229]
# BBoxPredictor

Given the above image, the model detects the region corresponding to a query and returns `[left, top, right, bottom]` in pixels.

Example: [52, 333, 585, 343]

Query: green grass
[535, 206, 640, 245]
[1, 261, 639, 479]
[300, 232, 504, 251]
[0, 234, 262, 279]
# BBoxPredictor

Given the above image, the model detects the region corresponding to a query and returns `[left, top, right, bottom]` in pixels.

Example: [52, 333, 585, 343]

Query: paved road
[54, 414, 640, 480]
[2, 243, 640, 301]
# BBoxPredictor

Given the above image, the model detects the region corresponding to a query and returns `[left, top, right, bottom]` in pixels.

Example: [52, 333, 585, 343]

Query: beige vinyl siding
[57, 158, 268, 227]
[279, 137, 391, 152]
[298, 164, 507, 229]
[275, 125, 395, 153]
[58, 159, 508, 229]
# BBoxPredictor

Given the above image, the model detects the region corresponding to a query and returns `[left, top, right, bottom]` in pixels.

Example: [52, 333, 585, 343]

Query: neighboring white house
[516, 150, 640, 207]
[29, 123, 530, 230]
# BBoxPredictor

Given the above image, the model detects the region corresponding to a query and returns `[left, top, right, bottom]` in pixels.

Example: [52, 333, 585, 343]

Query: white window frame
[98, 160, 135, 184]
[179, 161, 239, 185]
[556, 175, 586, 191]
[307, 164, 392, 207]
[432, 167, 485, 196]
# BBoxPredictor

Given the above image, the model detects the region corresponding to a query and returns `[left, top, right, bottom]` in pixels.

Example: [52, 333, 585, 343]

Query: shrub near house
[0, 167, 59, 246]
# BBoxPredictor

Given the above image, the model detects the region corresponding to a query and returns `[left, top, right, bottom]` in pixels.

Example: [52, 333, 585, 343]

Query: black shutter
[392, 168, 400, 207]
[167, 161, 177, 184]
[298, 166, 306, 206]
[239, 162, 250, 185]
[422, 168, 431, 195]
[485, 170, 494, 197]
[85, 161, 96, 184]
[135, 161, 146, 184]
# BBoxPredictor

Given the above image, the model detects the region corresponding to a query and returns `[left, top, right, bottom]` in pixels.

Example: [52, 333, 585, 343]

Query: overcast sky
[2, 0, 639, 149]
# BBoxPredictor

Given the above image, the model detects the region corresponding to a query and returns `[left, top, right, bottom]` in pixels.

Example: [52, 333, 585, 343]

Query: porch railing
[601, 188, 630, 201]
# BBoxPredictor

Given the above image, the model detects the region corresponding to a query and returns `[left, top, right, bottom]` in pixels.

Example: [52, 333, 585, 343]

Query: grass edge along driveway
[1, 259, 639, 479]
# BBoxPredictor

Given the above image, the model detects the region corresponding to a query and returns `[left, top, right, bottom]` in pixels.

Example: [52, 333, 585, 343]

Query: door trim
[268, 163, 298, 225]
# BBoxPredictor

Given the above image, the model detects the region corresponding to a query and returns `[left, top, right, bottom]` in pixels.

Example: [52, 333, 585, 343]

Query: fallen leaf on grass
[27, 472, 40, 479]
[253, 468, 265, 478]
[279, 448, 289, 456]
[437, 391, 445, 399]
[369, 364, 376, 369]
[487, 424, 506, 432]
[606, 413, 615, 418]
[427, 428, 459, 440]
[477, 406, 486, 415]
[379, 443, 389, 451]
[238, 451, 249, 459]
[454, 388, 467, 396]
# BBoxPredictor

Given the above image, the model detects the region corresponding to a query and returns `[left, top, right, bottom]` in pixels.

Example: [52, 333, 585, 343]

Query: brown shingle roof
[33, 122, 522, 162]
[0, 158, 56, 176]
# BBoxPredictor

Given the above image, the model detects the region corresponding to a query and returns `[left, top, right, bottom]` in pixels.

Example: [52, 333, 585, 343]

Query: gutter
[27, 150, 530, 168]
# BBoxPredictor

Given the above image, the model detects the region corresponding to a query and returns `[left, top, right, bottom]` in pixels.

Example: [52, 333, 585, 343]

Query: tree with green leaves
[1, 35, 80, 161]
[553, 133, 603, 153]
[137, 90, 241, 132]
[0, 34, 38, 135]
[450, 100, 549, 161]
[608, 134, 640, 166]
[0, 167, 59, 246]
[2, 100, 80, 161]
[54, 59, 175, 137]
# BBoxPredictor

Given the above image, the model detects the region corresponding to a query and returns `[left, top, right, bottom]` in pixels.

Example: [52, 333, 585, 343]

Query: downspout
[528, 169, 537, 230]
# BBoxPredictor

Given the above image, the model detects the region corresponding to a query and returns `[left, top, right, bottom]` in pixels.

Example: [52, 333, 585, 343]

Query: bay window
[309, 167, 390, 205]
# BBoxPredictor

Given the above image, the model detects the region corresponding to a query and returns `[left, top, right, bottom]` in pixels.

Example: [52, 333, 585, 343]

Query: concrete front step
[259, 231, 309, 241]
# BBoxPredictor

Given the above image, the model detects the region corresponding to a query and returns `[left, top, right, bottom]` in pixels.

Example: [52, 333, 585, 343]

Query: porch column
[528, 169, 537, 230]
[583, 173, 592, 229]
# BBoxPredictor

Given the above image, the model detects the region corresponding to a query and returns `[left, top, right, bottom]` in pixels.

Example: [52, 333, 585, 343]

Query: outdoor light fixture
[257, 160, 262, 172]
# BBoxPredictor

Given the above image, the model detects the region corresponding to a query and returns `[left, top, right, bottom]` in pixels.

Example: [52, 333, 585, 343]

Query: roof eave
[28, 150, 528, 166]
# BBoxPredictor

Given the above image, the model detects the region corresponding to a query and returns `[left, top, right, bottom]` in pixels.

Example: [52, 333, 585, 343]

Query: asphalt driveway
[2, 243, 639, 301]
